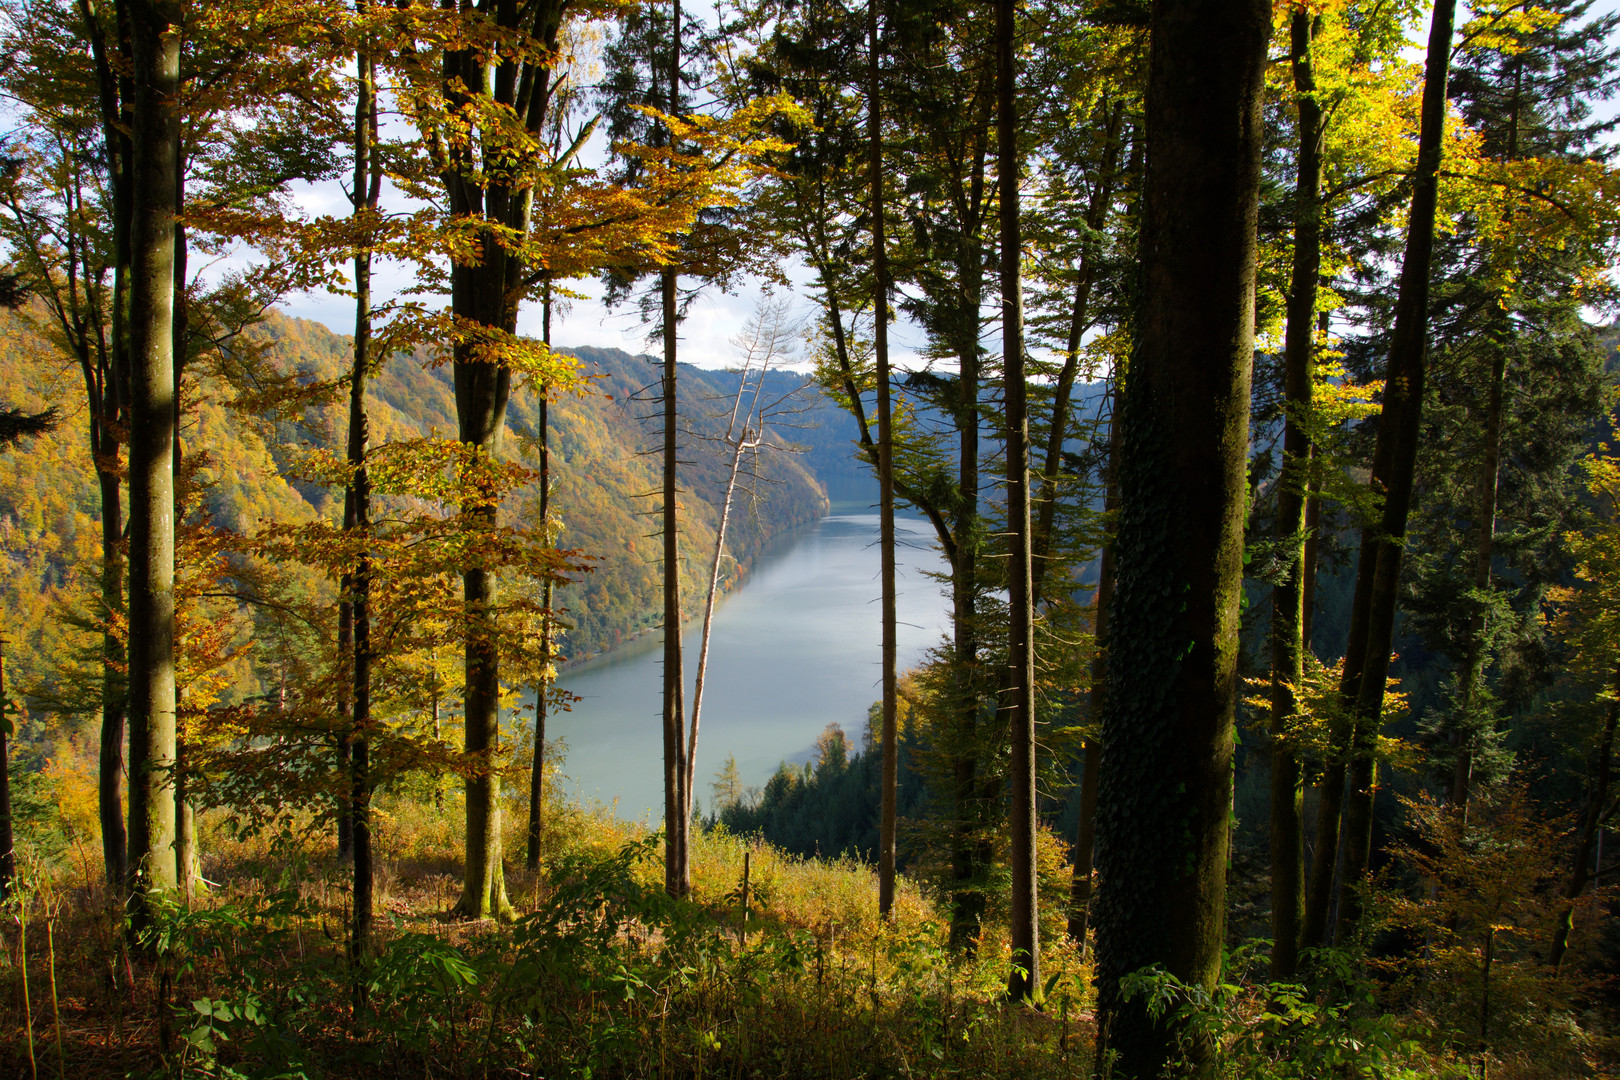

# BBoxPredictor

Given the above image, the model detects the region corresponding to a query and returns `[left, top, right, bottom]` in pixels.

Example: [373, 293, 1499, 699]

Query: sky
[220, 2, 1620, 371]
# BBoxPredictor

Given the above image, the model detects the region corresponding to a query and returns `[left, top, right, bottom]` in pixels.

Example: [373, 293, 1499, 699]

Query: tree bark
[1092, 0, 1268, 1071]
[124, 0, 181, 910]
[1334, 0, 1456, 944]
[1269, 9, 1321, 982]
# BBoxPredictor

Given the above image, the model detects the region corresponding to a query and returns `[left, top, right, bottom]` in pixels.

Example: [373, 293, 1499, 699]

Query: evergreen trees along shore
[1, 0, 1620, 1076]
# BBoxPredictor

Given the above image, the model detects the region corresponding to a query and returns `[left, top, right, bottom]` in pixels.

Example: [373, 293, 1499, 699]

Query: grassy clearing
[0, 790, 1095, 1079]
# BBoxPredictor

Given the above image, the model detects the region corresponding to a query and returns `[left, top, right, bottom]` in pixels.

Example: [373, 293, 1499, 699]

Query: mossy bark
[1092, 0, 1269, 1072]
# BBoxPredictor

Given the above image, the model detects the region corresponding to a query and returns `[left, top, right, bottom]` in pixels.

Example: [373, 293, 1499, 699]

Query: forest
[1, 0, 1619, 1076]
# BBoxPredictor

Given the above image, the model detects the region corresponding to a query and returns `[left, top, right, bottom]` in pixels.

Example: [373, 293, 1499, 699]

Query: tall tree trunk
[348, 29, 380, 961]
[1333, 0, 1456, 944]
[527, 284, 553, 873]
[660, 261, 689, 897]
[124, 0, 181, 909]
[1068, 401, 1117, 950]
[1092, 0, 1268, 1071]
[1269, 9, 1321, 982]
[997, 0, 1038, 1003]
[1549, 664, 1619, 970]
[79, 0, 133, 895]
[97, 456, 126, 889]
[171, 162, 193, 906]
[869, 0, 900, 922]
[0, 639, 13, 903]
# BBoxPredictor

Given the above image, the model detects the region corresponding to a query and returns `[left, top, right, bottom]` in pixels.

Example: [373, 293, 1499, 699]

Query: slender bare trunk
[869, 0, 900, 922]
[527, 285, 553, 873]
[1269, 9, 1321, 981]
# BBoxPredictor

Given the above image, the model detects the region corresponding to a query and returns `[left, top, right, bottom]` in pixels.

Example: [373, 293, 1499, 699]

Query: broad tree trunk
[869, 0, 900, 922]
[1269, 9, 1321, 982]
[1092, 0, 1268, 1071]
[1334, 0, 1456, 944]
[125, 0, 181, 908]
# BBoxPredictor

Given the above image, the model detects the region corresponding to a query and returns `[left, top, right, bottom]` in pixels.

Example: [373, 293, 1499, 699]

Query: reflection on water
[542, 505, 949, 816]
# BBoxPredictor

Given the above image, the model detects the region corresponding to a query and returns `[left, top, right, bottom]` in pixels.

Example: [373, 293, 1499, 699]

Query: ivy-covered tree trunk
[1269, 8, 1321, 981]
[124, 0, 181, 908]
[1333, 0, 1456, 944]
[1092, 0, 1268, 1071]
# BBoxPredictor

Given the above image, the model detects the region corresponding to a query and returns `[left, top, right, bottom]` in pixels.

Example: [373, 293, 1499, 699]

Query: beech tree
[1091, 0, 1269, 1072]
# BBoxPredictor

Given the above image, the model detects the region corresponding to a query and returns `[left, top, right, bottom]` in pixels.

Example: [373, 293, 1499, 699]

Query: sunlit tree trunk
[125, 0, 181, 911]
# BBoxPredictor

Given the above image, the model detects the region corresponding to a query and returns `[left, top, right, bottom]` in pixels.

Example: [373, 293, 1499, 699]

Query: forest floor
[0, 792, 1099, 1079]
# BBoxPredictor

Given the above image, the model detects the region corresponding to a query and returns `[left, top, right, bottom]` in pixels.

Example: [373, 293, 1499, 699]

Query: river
[545, 503, 951, 817]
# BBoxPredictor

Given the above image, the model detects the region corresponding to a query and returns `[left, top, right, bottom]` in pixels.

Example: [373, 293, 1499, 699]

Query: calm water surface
[547, 506, 949, 816]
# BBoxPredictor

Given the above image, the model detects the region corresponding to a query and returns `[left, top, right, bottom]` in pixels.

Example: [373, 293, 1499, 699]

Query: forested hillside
[0, 305, 844, 697]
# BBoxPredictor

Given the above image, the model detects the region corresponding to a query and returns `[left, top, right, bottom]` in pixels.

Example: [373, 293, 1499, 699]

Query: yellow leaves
[1245, 652, 1412, 770]
[1457, 1, 1566, 57]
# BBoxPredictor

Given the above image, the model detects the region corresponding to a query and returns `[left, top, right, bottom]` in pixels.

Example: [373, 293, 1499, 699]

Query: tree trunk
[78, 0, 134, 896]
[1269, 9, 1321, 982]
[124, 0, 181, 909]
[348, 30, 380, 961]
[0, 639, 13, 903]
[527, 285, 553, 873]
[869, 0, 900, 923]
[1092, 0, 1268, 1071]
[997, 0, 1037, 1004]
[1333, 0, 1456, 944]
[660, 261, 689, 899]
